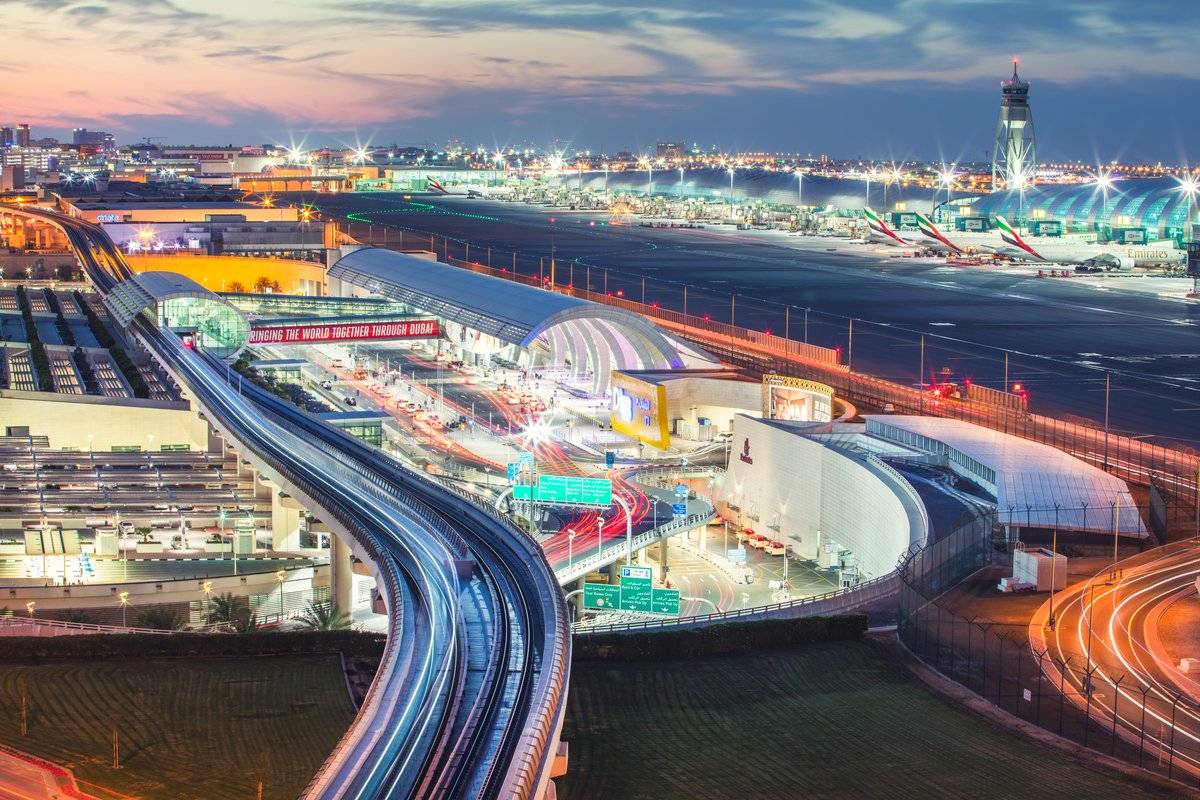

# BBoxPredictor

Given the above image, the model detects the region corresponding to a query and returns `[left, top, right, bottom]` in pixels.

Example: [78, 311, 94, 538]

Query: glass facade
[157, 296, 250, 359]
[968, 177, 1198, 241]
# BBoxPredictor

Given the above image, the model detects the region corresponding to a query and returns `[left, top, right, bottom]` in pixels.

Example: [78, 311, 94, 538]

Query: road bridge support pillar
[330, 533, 355, 614]
[659, 539, 669, 577]
[270, 491, 303, 551]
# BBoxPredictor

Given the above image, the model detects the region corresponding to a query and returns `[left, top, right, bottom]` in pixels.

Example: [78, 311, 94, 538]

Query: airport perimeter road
[311, 193, 1200, 448]
[1032, 540, 1200, 776]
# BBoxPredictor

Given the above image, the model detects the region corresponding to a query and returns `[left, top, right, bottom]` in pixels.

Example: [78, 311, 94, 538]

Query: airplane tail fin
[994, 215, 1044, 260]
[862, 207, 909, 245]
[914, 212, 963, 253]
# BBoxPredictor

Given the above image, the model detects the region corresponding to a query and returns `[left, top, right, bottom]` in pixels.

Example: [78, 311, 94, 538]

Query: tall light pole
[276, 569, 286, 619]
[1175, 174, 1199, 293]
[568, 528, 577, 567]
[596, 516, 604, 559]
[118, 591, 129, 628]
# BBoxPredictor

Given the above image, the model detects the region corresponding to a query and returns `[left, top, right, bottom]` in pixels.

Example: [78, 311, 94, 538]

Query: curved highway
[16, 205, 569, 800]
[1032, 541, 1200, 779]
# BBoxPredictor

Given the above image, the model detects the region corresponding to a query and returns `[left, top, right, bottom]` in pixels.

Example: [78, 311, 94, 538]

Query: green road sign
[514, 475, 613, 507]
[583, 582, 621, 611]
[582, 571, 680, 616]
[650, 588, 681, 615]
[618, 565, 653, 612]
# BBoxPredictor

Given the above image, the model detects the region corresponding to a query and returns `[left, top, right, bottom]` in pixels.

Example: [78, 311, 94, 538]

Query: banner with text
[248, 319, 439, 345]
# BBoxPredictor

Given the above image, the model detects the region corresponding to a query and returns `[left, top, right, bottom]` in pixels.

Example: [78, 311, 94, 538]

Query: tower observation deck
[992, 59, 1036, 190]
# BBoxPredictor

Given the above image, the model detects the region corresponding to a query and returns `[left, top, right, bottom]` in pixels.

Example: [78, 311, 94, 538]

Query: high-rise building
[655, 141, 685, 160]
[991, 60, 1036, 190]
[15, 124, 30, 147]
[0, 128, 12, 147]
[72, 128, 116, 149]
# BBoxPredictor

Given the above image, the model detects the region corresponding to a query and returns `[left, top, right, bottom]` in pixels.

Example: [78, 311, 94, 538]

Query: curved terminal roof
[105, 270, 249, 359]
[543, 167, 963, 211]
[966, 177, 1195, 237]
[864, 415, 1146, 537]
[330, 247, 706, 392]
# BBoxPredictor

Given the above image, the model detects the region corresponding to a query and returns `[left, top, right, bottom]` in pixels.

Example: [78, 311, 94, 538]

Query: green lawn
[560, 639, 1186, 800]
[0, 655, 356, 800]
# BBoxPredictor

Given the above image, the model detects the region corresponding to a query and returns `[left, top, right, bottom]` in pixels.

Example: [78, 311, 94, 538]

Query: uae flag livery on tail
[427, 178, 448, 194]
[913, 212, 963, 253]
[862, 207, 910, 245]
[994, 215, 1045, 261]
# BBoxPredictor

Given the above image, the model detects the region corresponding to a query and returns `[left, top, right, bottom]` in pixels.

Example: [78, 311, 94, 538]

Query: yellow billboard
[762, 375, 833, 422]
[609, 371, 670, 449]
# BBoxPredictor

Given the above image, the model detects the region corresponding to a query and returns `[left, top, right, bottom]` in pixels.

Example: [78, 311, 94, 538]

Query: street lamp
[596, 516, 604, 560]
[276, 570, 287, 619]
[25, 601, 34, 619]
[1175, 173, 1199, 243]
[202, 580, 214, 621]
[938, 166, 956, 214]
[567, 528, 577, 567]
[118, 591, 129, 627]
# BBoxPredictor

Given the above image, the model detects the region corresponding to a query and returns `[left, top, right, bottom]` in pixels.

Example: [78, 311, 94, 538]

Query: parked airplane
[427, 178, 514, 199]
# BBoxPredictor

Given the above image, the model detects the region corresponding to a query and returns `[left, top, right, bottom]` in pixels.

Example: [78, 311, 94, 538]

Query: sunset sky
[2, 0, 1197, 161]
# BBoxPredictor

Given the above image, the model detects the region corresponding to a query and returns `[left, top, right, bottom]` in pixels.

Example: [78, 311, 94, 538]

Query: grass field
[0, 655, 356, 800]
[560, 639, 1187, 800]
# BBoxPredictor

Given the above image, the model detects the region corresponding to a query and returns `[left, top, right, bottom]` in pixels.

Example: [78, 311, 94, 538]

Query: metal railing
[554, 511, 713, 585]
[574, 571, 897, 634]
[0, 615, 234, 636]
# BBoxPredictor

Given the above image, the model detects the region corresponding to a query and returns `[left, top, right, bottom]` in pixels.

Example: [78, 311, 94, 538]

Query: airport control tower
[992, 59, 1036, 189]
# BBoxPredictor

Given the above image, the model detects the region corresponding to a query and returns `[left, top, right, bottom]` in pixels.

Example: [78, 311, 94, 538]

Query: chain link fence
[898, 511, 1200, 786]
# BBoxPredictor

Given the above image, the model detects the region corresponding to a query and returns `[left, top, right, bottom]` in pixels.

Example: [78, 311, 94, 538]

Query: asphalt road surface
[300, 192, 1200, 447]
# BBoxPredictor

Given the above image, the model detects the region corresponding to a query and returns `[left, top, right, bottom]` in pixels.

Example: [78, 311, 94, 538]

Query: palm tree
[137, 606, 184, 631]
[205, 592, 257, 633]
[295, 601, 352, 632]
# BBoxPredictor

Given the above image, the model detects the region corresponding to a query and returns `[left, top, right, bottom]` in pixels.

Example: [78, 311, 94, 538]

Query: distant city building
[0, 165, 25, 191]
[0, 127, 12, 147]
[72, 128, 116, 149]
[992, 60, 1036, 190]
[655, 141, 685, 160]
[0, 146, 56, 172]
[15, 124, 30, 148]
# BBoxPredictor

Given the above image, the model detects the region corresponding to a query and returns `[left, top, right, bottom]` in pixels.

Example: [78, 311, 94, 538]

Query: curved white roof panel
[330, 247, 638, 346]
[864, 415, 1146, 536]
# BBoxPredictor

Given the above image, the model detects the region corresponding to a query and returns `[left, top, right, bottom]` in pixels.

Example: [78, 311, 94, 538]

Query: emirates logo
[739, 438, 753, 464]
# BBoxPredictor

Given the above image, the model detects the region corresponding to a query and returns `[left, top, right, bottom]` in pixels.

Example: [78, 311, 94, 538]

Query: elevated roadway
[13, 205, 569, 800]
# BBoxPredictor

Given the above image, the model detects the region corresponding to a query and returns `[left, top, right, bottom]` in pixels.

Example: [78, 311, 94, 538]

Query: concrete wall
[0, 391, 213, 451]
[664, 376, 760, 432]
[720, 415, 926, 579]
[125, 254, 326, 296]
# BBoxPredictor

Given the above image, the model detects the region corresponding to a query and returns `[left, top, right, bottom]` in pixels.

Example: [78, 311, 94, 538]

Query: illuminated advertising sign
[762, 375, 833, 423]
[247, 319, 439, 345]
[609, 370, 670, 449]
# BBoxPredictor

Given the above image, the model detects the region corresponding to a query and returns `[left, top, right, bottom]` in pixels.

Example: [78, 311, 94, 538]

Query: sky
[1, 0, 1198, 163]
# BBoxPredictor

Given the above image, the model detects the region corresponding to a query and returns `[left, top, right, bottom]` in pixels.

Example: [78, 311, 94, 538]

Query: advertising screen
[609, 370, 670, 449]
[762, 375, 833, 422]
